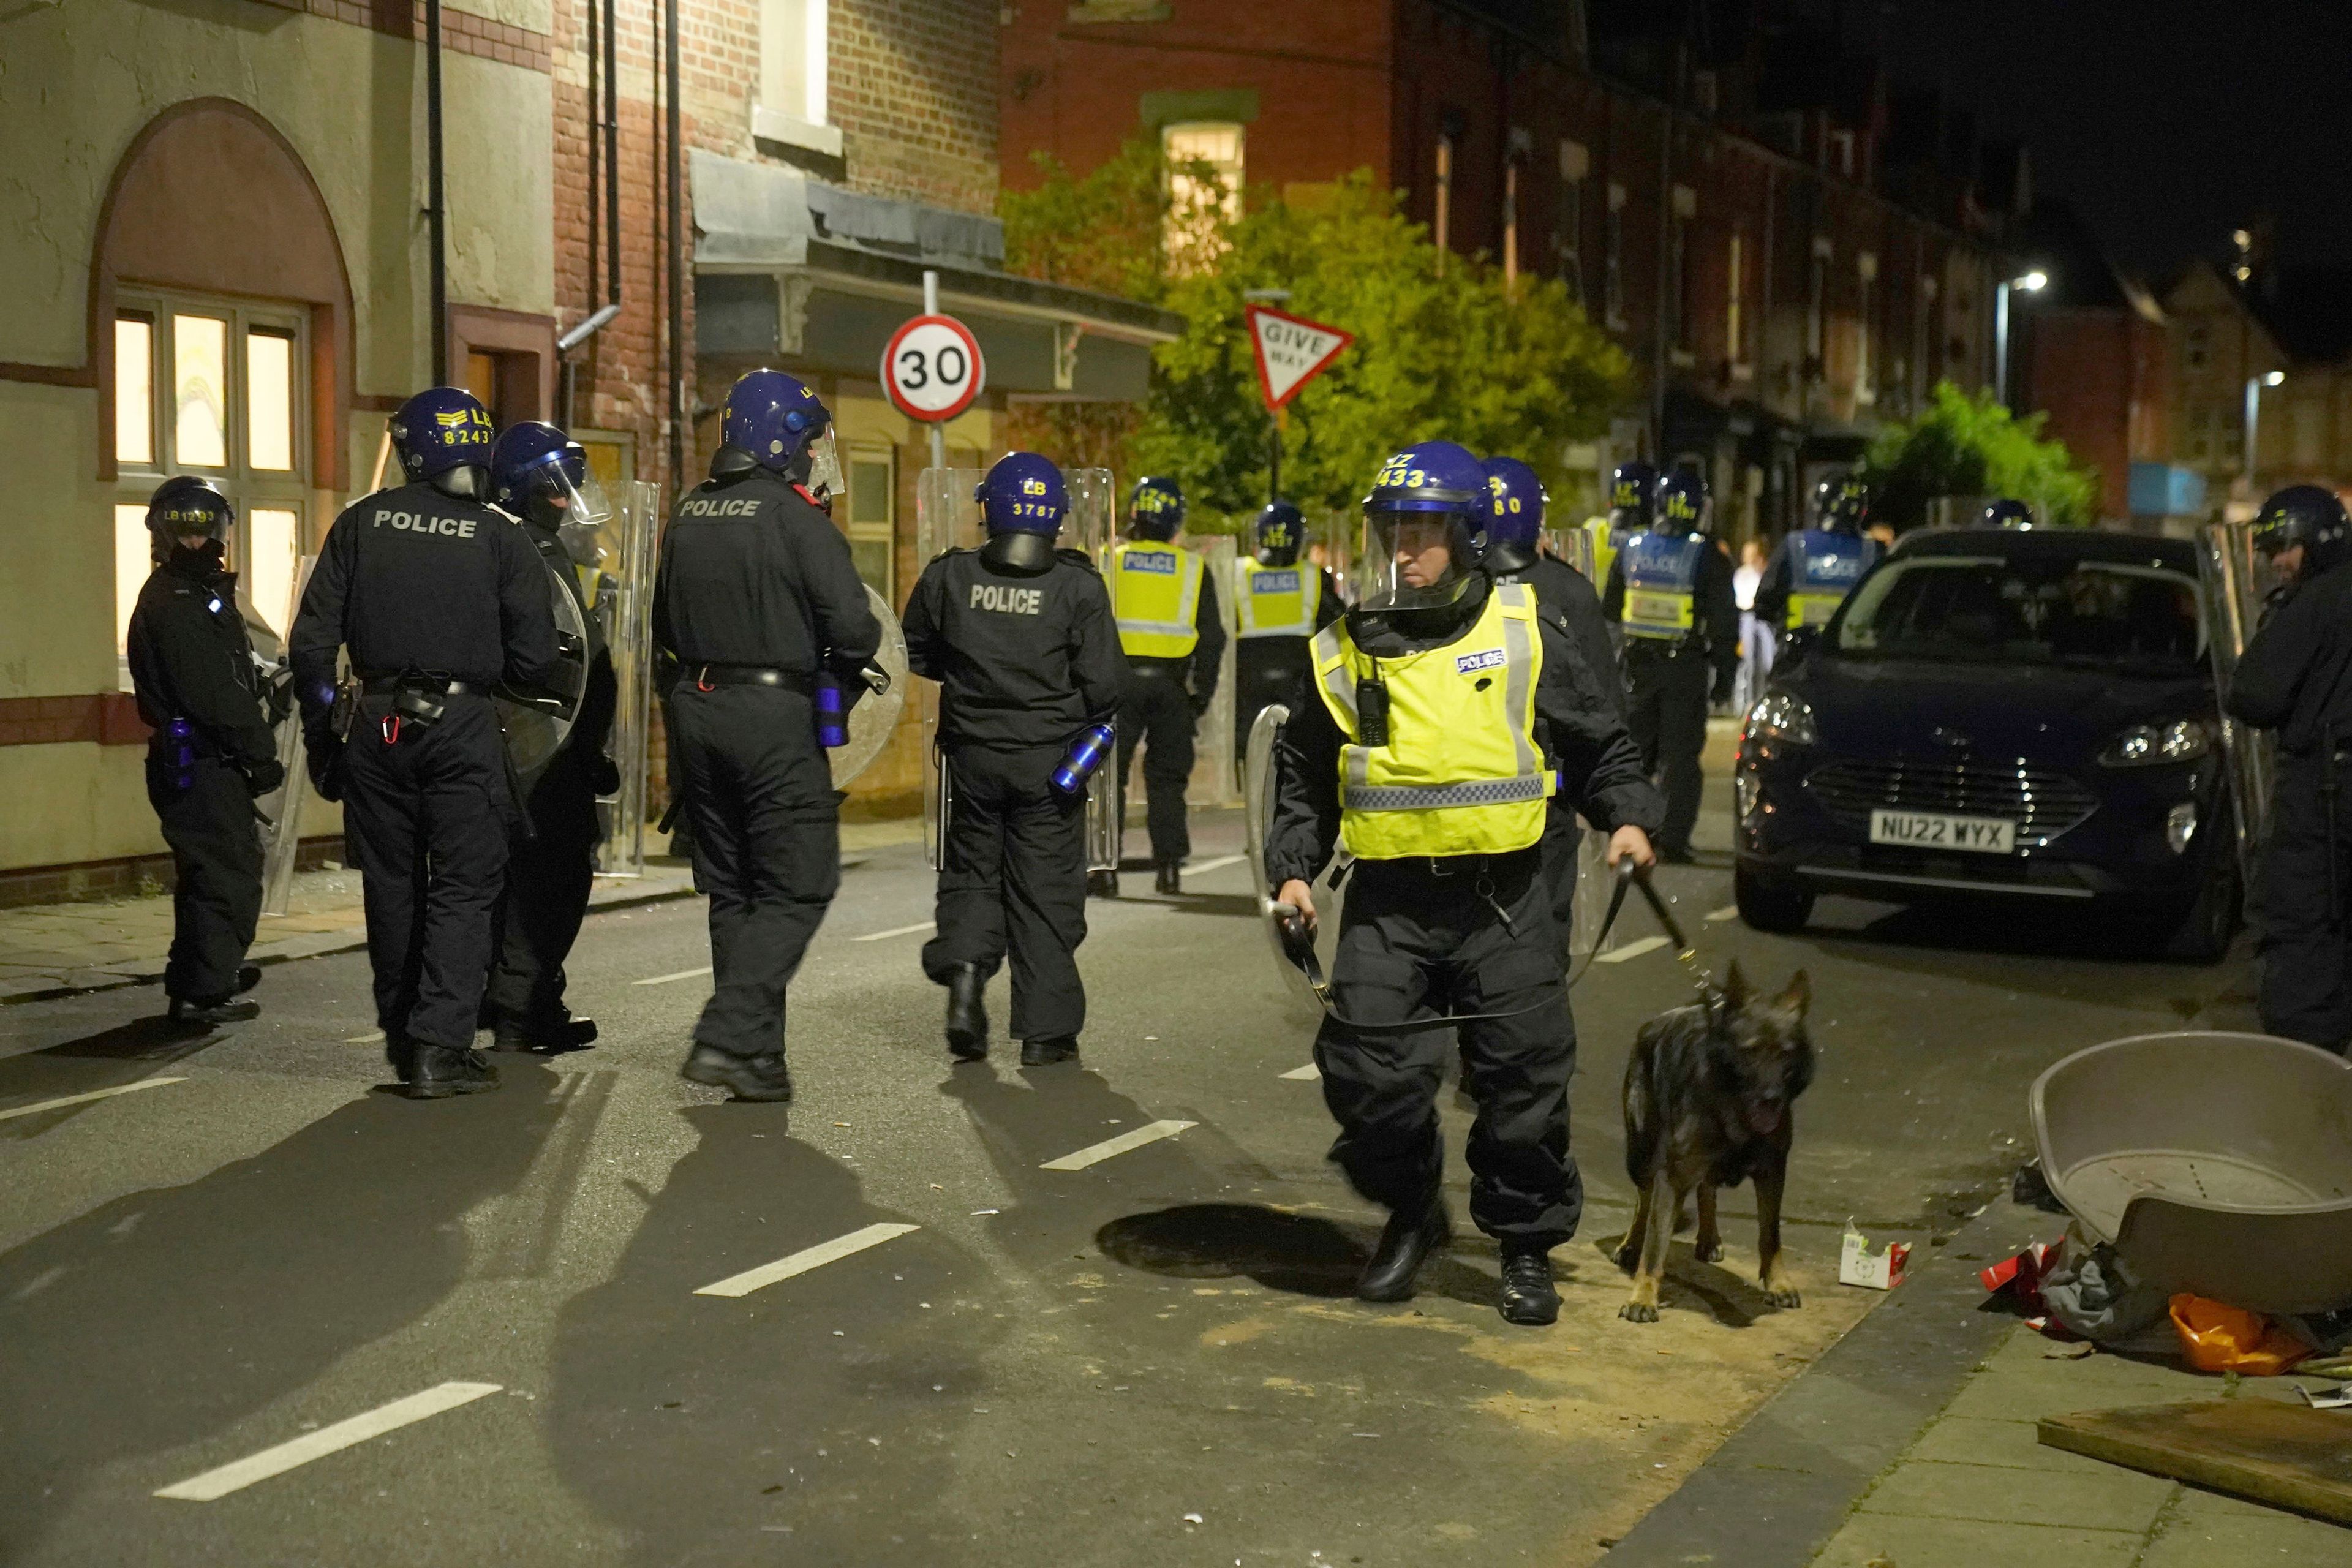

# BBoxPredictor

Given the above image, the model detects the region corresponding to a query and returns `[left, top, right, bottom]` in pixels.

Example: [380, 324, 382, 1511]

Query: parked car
[1733, 527, 2237, 960]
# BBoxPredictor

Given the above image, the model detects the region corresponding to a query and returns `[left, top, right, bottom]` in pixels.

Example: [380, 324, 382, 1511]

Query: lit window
[845, 450, 895, 600]
[760, 0, 829, 126]
[1164, 121, 1243, 268]
[116, 315, 154, 467]
[173, 314, 230, 470]
[246, 508, 302, 636]
[1433, 132, 1455, 260]
[247, 330, 296, 472]
[115, 504, 152, 681]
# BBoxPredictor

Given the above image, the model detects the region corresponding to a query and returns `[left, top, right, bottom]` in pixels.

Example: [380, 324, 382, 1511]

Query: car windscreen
[1832, 554, 2203, 671]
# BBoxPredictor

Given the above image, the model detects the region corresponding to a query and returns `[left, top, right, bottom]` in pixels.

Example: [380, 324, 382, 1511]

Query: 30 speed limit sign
[881, 314, 986, 423]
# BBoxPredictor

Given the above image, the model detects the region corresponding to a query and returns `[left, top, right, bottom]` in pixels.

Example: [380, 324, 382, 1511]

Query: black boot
[409, 1044, 500, 1100]
[944, 965, 989, 1061]
[1154, 858, 1182, 895]
[385, 1033, 418, 1085]
[167, 995, 260, 1028]
[1357, 1193, 1450, 1302]
[1498, 1246, 1561, 1326]
[235, 964, 262, 995]
[679, 1043, 794, 1102]
[491, 1012, 599, 1054]
[1020, 1035, 1079, 1067]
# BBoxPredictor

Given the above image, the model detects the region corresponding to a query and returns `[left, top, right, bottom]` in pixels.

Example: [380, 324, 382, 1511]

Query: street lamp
[1994, 268, 2048, 409]
[2245, 370, 2286, 494]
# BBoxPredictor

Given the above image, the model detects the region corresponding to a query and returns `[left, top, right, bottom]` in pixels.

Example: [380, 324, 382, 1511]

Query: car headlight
[1746, 690, 1819, 746]
[2099, 719, 2211, 767]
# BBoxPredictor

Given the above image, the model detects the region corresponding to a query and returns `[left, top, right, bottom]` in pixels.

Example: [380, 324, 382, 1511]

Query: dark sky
[1866, 0, 2352, 279]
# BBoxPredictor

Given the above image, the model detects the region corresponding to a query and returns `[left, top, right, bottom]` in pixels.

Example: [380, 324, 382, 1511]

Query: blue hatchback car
[1733, 526, 2237, 960]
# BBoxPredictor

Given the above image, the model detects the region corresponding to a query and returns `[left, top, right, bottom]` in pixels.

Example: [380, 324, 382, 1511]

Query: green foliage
[1857, 382, 2101, 530]
[999, 140, 1177, 306]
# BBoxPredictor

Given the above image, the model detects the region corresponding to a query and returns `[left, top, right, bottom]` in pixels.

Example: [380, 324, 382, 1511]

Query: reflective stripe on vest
[1785, 529, 1877, 630]
[1234, 559, 1319, 639]
[1110, 542, 1204, 657]
[1621, 532, 1703, 641]
[1308, 582, 1552, 860]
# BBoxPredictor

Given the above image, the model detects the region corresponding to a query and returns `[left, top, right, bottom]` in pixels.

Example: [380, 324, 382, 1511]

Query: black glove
[304, 734, 345, 802]
[590, 753, 623, 796]
[262, 666, 296, 728]
[1189, 688, 1213, 718]
[240, 757, 287, 799]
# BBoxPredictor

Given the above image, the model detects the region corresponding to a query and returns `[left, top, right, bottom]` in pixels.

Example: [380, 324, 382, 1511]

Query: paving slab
[1812, 1513, 2143, 1568]
[2138, 1506, 2352, 1566]
[1855, 1457, 2175, 1533]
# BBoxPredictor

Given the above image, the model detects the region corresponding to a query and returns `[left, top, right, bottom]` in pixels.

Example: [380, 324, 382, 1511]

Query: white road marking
[1041, 1119, 1197, 1171]
[1704, 905, 1739, 923]
[1185, 854, 1246, 876]
[852, 921, 935, 943]
[694, 1222, 921, 1298]
[1595, 935, 1670, 964]
[344, 1030, 385, 1044]
[632, 966, 713, 987]
[0, 1077, 186, 1124]
[1279, 1064, 1321, 1081]
[153, 1381, 502, 1501]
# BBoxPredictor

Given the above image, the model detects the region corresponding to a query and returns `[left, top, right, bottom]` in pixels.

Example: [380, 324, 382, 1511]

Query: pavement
[2, 741, 2342, 1566]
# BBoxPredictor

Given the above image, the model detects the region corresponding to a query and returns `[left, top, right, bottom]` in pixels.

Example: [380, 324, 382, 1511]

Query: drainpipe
[666, 0, 684, 491]
[426, 0, 448, 386]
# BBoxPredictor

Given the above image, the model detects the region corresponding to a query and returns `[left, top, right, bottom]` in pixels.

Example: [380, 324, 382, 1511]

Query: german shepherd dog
[1615, 962, 1815, 1322]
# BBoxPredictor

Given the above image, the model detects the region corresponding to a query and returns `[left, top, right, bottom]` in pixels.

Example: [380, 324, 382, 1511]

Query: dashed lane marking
[852, 921, 935, 943]
[693, 1222, 921, 1298]
[1041, 1119, 1197, 1171]
[632, 966, 714, 987]
[0, 1077, 187, 1124]
[344, 1030, 385, 1044]
[153, 1381, 502, 1501]
[1185, 854, 1246, 876]
[1705, 905, 1739, 923]
[1280, 1064, 1321, 1081]
[1595, 935, 1670, 964]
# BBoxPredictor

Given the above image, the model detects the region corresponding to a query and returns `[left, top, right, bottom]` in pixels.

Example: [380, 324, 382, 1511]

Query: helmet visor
[532, 456, 614, 565]
[802, 426, 843, 503]
[1355, 509, 1477, 612]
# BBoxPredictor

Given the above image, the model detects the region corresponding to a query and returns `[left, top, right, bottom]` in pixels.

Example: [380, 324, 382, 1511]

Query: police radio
[1356, 675, 1391, 747]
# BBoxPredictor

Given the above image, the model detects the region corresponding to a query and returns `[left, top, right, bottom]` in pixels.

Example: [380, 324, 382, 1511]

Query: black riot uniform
[1602, 524, 1738, 860]
[484, 531, 616, 1048]
[2227, 549, 2352, 1052]
[654, 468, 881, 1084]
[290, 480, 561, 1088]
[126, 542, 284, 1020]
[905, 530, 1125, 1059]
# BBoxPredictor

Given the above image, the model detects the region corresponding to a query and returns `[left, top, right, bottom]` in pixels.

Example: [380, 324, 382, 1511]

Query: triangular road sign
[1246, 304, 1354, 411]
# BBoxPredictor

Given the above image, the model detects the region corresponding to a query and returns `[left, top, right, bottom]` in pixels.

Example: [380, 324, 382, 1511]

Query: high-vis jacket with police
[1617, 532, 1706, 641]
[1776, 530, 1879, 630]
[1109, 540, 1205, 658]
[1308, 582, 1553, 859]
[1234, 556, 1324, 639]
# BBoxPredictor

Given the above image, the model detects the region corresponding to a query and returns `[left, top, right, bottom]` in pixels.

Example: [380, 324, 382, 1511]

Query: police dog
[1615, 962, 1814, 1322]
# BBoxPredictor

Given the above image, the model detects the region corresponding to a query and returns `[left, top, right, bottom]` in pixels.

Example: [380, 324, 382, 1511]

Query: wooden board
[2040, 1398, 2352, 1525]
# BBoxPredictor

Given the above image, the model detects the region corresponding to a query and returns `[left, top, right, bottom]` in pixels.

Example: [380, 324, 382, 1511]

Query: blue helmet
[1608, 461, 1657, 533]
[1363, 440, 1487, 515]
[1814, 472, 1869, 533]
[389, 387, 496, 482]
[490, 421, 584, 511]
[146, 475, 233, 546]
[976, 452, 1067, 536]
[1980, 497, 2036, 530]
[719, 369, 832, 475]
[1653, 467, 1709, 535]
[1481, 456, 1547, 543]
[2252, 484, 2351, 575]
[1128, 475, 1186, 541]
[1254, 500, 1305, 567]
[1359, 441, 1487, 611]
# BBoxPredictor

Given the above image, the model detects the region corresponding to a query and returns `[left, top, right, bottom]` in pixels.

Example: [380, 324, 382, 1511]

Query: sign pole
[922, 270, 947, 472]
[1270, 406, 1286, 506]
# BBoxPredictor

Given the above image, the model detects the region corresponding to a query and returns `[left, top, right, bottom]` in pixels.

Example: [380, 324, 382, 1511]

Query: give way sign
[1245, 303, 1354, 411]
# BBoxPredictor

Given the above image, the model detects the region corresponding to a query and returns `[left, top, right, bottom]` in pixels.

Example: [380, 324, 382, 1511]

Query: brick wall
[274, 1, 553, 72]
[832, 0, 998, 214]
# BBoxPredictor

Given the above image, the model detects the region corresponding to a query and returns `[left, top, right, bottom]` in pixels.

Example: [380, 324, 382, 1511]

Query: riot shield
[496, 552, 588, 780]
[831, 583, 910, 788]
[1183, 531, 1241, 808]
[597, 478, 661, 879]
[1567, 812, 1618, 961]
[1547, 523, 1596, 581]
[2202, 519, 2279, 879]
[916, 467, 987, 871]
[255, 554, 315, 919]
[1243, 702, 1334, 1021]
[1066, 469, 1121, 880]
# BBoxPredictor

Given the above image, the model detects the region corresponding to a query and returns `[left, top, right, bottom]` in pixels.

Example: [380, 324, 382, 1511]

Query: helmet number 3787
[881, 314, 987, 423]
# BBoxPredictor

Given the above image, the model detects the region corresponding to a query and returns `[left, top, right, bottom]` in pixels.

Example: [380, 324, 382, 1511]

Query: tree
[1856, 381, 2101, 530]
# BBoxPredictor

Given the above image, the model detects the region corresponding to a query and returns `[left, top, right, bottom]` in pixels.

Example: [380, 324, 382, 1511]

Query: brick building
[999, 0, 2010, 540]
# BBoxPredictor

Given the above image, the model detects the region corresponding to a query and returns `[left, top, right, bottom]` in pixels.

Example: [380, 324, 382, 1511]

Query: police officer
[291, 388, 562, 1098]
[1755, 473, 1881, 640]
[1582, 460, 1656, 598]
[1602, 467, 1739, 862]
[654, 369, 882, 1102]
[1481, 456, 1623, 965]
[1109, 476, 1225, 894]
[1981, 498, 2037, 529]
[481, 420, 619, 1054]
[1232, 499, 1344, 761]
[2224, 486, 2352, 1053]
[1268, 440, 1664, 1327]
[905, 453, 1126, 1066]
[126, 477, 285, 1027]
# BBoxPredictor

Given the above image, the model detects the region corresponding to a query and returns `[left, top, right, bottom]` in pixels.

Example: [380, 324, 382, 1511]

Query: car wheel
[1735, 864, 1814, 933]
[2159, 845, 2241, 964]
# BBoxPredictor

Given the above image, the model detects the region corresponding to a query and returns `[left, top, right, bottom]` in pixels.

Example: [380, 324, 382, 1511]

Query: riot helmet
[2252, 484, 2352, 578]
[146, 475, 234, 565]
[974, 452, 1067, 572]
[1479, 455, 1547, 575]
[1253, 500, 1305, 568]
[1127, 475, 1186, 542]
[712, 369, 840, 500]
[1355, 440, 1488, 613]
[1608, 461, 1657, 534]
[1653, 467, 1710, 537]
[389, 386, 496, 499]
[1980, 497, 2036, 530]
[490, 421, 613, 566]
[1815, 473, 1868, 534]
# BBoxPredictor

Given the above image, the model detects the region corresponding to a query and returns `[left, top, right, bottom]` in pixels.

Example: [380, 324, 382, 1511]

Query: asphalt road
[0, 790, 2258, 1567]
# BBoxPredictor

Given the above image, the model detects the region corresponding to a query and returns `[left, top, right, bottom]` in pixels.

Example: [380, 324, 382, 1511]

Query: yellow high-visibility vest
[1234, 557, 1321, 639]
[1109, 541, 1204, 658]
[1309, 582, 1553, 860]
[1583, 518, 1617, 587]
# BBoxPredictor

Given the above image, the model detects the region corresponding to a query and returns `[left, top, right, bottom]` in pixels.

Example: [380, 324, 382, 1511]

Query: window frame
[842, 443, 897, 604]
[1161, 119, 1245, 269]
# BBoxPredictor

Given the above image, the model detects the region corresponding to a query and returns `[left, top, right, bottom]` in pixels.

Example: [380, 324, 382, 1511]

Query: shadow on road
[0, 1016, 241, 1138]
[1097, 1200, 1499, 1306]
[0, 1058, 568, 1556]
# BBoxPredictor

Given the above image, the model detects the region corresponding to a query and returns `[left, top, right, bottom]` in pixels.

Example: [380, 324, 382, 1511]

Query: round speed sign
[881, 314, 987, 423]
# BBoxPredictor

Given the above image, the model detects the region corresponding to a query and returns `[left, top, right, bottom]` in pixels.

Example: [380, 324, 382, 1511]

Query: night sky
[1869, 0, 2352, 279]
